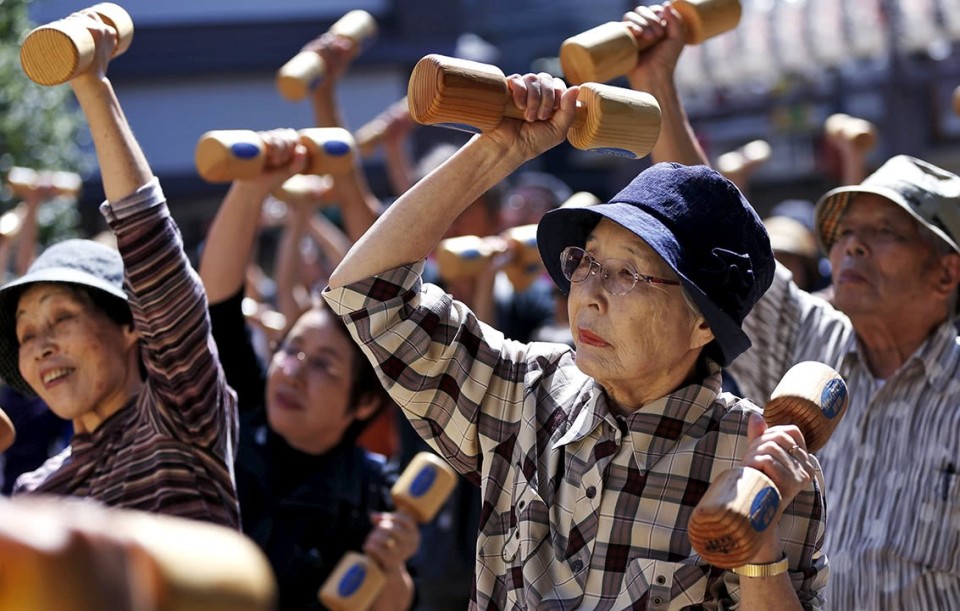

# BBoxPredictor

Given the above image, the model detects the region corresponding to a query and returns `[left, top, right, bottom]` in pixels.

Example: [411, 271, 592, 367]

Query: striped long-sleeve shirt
[323, 262, 828, 611]
[13, 179, 240, 528]
[728, 263, 960, 610]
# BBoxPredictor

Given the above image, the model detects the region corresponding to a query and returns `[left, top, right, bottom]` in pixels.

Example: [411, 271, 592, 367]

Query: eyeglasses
[559, 246, 681, 295]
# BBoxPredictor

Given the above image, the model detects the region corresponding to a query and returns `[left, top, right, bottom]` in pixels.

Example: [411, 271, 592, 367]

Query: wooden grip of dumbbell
[559, 0, 742, 84]
[20, 2, 134, 86]
[435, 225, 541, 290]
[825, 113, 877, 152]
[408, 54, 661, 159]
[687, 361, 848, 568]
[318, 452, 458, 611]
[195, 128, 356, 182]
[276, 10, 378, 101]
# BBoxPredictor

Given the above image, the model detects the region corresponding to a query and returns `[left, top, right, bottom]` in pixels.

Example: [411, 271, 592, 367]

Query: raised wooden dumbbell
[276, 10, 378, 102]
[354, 97, 412, 157]
[687, 361, 848, 569]
[195, 128, 356, 183]
[408, 54, 661, 159]
[435, 225, 543, 291]
[0, 497, 277, 611]
[824, 113, 877, 153]
[20, 2, 133, 86]
[319, 452, 458, 611]
[6, 166, 83, 200]
[559, 0, 741, 85]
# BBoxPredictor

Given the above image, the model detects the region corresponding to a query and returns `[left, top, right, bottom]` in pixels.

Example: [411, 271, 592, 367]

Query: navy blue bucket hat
[0, 239, 128, 396]
[537, 162, 775, 366]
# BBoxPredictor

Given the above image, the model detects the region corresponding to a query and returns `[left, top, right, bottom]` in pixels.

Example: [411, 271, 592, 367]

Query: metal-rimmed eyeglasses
[559, 246, 681, 295]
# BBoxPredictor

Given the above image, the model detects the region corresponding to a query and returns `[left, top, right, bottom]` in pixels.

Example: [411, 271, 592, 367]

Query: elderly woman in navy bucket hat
[0, 9, 238, 528]
[322, 70, 828, 609]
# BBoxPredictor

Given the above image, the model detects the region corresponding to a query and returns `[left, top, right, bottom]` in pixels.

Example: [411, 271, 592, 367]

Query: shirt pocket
[890, 463, 960, 573]
[501, 484, 551, 565]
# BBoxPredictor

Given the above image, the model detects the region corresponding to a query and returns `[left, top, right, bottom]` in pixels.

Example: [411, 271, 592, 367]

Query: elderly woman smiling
[323, 72, 829, 609]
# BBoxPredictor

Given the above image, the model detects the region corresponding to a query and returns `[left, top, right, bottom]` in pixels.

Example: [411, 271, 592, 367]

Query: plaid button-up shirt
[324, 262, 828, 610]
[730, 263, 960, 610]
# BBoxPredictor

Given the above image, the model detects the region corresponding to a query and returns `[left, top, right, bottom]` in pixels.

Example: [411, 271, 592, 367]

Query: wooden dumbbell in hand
[6, 167, 83, 200]
[559, 0, 742, 85]
[435, 224, 543, 291]
[318, 452, 458, 611]
[20, 2, 133, 86]
[824, 113, 877, 153]
[408, 54, 661, 159]
[276, 10, 377, 102]
[687, 361, 848, 568]
[195, 128, 356, 182]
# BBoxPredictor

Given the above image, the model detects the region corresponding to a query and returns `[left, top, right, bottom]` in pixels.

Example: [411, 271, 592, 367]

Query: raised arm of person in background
[624, 3, 710, 167]
[303, 33, 384, 242]
[327, 73, 579, 289]
[199, 129, 306, 305]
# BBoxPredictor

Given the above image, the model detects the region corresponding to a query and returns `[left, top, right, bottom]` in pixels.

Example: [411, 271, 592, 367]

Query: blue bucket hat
[537, 162, 775, 367]
[0, 239, 128, 396]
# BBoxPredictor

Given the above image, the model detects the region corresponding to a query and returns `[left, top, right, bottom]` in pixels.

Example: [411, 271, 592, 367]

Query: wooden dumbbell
[195, 128, 356, 183]
[20, 2, 134, 86]
[824, 113, 877, 153]
[0, 407, 14, 453]
[435, 225, 543, 291]
[6, 166, 83, 200]
[354, 97, 412, 157]
[687, 361, 848, 569]
[276, 10, 378, 102]
[559, 0, 742, 85]
[319, 452, 458, 611]
[408, 54, 661, 159]
[560, 191, 602, 209]
[0, 497, 277, 611]
[953, 85, 960, 117]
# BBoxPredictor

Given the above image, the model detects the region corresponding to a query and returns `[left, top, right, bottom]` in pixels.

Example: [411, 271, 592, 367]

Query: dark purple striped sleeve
[99, 179, 236, 455]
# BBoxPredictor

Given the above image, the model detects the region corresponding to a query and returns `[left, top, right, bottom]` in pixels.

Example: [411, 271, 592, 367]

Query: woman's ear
[353, 392, 384, 423]
[689, 317, 715, 352]
[122, 324, 140, 351]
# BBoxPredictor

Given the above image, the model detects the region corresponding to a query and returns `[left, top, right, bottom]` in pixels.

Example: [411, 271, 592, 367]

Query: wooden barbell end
[20, 2, 134, 86]
[390, 452, 458, 524]
[0, 407, 14, 453]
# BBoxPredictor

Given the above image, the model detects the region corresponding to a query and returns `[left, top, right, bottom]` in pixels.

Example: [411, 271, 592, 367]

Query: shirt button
[571, 559, 583, 572]
[585, 486, 596, 498]
[653, 596, 663, 605]
[518, 500, 526, 510]
[656, 575, 666, 585]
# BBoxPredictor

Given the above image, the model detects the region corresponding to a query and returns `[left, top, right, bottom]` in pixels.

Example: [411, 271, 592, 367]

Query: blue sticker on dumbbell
[323, 140, 352, 156]
[338, 564, 366, 597]
[230, 142, 260, 159]
[820, 379, 846, 419]
[410, 466, 436, 498]
[749, 486, 780, 532]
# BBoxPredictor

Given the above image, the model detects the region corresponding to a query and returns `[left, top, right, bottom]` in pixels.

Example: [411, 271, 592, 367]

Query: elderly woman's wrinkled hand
[741, 413, 815, 511]
[363, 510, 420, 571]
[488, 72, 579, 162]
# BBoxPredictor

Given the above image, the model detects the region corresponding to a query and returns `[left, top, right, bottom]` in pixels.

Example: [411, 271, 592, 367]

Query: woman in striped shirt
[0, 9, 238, 528]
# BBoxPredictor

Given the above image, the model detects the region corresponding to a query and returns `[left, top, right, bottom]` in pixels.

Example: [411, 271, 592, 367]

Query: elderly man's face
[829, 193, 951, 321]
[567, 219, 711, 406]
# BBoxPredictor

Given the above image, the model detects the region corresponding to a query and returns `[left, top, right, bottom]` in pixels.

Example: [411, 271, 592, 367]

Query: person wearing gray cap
[0, 9, 238, 527]
[321, 69, 828, 608]
[627, 3, 960, 608]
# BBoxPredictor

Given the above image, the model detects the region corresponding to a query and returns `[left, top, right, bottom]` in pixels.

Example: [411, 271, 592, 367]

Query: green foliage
[0, 0, 90, 244]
